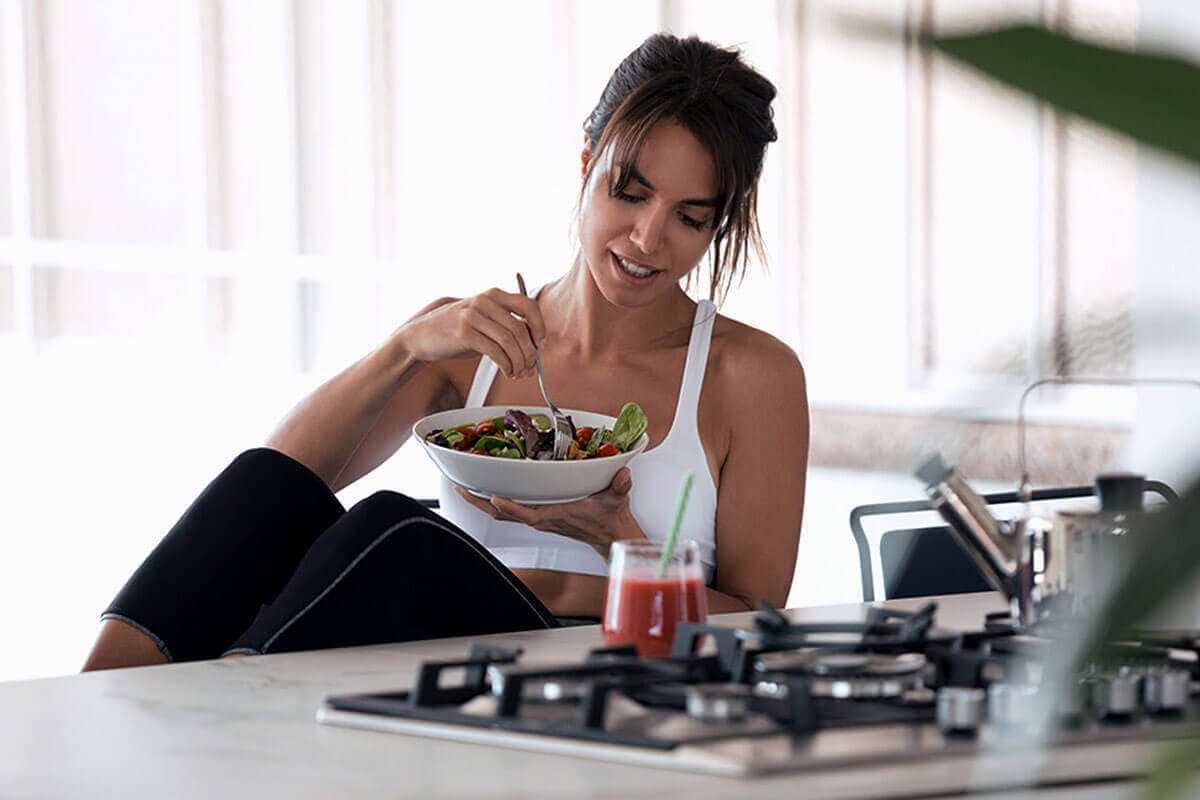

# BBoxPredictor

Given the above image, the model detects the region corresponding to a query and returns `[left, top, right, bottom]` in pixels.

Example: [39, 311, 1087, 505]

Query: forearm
[266, 334, 421, 487]
[704, 587, 756, 614]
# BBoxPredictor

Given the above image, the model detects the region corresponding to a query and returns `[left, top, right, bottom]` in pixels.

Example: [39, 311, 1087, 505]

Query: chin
[585, 248, 675, 309]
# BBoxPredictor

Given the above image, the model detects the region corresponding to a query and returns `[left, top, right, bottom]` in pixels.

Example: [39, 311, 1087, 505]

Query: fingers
[465, 296, 538, 378]
[454, 485, 506, 519]
[489, 496, 541, 526]
[465, 312, 529, 378]
[463, 328, 515, 378]
[484, 288, 547, 347]
[610, 467, 633, 494]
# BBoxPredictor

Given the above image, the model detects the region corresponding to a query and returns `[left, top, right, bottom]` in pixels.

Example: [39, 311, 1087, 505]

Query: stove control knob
[936, 687, 985, 733]
[1090, 671, 1141, 718]
[987, 683, 1038, 729]
[1143, 668, 1190, 713]
[1054, 679, 1086, 720]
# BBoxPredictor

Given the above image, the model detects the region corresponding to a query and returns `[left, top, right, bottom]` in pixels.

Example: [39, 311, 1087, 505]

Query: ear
[580, 134, 593, 177]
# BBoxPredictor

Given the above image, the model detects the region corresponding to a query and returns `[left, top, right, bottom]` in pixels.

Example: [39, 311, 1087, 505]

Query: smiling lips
[613, 252, 662, 280]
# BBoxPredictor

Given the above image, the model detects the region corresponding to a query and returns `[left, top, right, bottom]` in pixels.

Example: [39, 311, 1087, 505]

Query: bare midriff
[513, 568, 609, 619]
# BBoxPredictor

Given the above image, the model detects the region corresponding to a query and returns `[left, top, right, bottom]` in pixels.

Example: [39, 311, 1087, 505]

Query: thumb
[611, 467, 633, 494]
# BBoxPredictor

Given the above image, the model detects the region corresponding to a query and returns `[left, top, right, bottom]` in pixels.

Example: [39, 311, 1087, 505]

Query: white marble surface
[0, 593, 1159, 799]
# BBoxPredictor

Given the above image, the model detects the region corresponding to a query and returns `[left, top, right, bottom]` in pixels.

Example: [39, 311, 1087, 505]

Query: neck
[541, 255, 698, 361]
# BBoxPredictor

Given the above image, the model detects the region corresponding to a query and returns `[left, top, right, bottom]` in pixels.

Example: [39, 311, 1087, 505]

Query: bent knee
[348, 490, 428, 519]
[82, 618, 170, 672]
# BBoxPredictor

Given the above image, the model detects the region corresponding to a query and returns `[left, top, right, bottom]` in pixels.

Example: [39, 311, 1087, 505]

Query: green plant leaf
[1141, 737, 1200, 800]
[929, 25, 1200, 167]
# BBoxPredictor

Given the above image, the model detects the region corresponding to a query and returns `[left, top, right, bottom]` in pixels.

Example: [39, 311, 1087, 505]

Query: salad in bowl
[413, 403, 649, 504]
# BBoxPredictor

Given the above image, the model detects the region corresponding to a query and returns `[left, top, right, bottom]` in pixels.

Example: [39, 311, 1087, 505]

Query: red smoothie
[602, 573, 708, 658]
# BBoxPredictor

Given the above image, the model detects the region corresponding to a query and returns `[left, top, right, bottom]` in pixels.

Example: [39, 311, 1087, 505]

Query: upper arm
[331, 360, 465, 492]
[712, 338, 809, 608]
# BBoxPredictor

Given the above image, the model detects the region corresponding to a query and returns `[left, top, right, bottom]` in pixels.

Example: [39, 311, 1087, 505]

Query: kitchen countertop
[0, 592, 1167, 799]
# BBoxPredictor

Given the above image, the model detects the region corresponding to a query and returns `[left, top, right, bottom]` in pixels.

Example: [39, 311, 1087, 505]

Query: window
[0, 0, 1148, 680]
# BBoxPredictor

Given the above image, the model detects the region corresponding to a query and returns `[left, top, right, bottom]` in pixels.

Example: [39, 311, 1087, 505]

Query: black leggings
[103, 448, 560, 662]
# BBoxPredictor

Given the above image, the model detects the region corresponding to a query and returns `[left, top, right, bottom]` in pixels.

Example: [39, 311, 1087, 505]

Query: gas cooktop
[317, 603, 1200, 782]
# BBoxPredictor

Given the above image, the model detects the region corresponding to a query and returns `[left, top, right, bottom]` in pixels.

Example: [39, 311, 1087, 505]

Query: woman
[83, 33, 808, 670]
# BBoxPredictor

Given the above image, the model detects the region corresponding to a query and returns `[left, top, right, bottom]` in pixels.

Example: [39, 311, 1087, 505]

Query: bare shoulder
[708, 314, 807, 411]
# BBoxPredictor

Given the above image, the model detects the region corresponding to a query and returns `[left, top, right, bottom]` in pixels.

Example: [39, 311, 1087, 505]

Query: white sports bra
[435, 300, 719, 584]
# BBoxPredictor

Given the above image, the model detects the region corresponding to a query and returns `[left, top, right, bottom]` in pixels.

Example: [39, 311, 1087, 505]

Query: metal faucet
[1016, 377, 1200, 501]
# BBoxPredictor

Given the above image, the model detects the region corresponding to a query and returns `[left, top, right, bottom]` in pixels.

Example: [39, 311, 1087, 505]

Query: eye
[679, 213, 708, 231]
[613, 188, 645, 204]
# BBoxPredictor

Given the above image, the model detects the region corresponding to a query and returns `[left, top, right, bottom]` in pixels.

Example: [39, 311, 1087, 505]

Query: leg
[83, 448, 345, 670]
[82, 618, 170, 671]
[225, 491, 558, 656]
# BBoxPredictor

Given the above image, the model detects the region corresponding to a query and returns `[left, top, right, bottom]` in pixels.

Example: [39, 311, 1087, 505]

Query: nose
[629, 201, 669, 256]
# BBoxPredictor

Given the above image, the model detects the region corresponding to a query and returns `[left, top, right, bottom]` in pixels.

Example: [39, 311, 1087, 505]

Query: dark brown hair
[581, 33, 778, 305]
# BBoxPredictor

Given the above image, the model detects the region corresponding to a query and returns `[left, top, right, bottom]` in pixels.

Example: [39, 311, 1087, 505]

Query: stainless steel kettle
[1043, 473, 1148, 618]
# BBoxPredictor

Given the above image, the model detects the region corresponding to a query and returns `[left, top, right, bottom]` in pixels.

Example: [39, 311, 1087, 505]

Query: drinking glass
[602, 540, 707, 658]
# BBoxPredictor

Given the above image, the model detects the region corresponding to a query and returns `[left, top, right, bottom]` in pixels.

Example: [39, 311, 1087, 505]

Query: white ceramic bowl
[413, 405, 649, 504]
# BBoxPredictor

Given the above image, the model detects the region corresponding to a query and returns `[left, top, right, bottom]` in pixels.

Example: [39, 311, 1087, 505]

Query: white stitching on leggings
[260, 516, 556, 653]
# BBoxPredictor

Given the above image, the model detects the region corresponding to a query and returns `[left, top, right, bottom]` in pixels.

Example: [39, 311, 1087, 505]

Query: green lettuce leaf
[586, 425, 608, 454]
[611, 402, 648, 452]
[473, 435, 509, 452]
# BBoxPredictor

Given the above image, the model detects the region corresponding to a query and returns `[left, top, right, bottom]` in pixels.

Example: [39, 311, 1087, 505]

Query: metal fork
[516, 274, 573, 460]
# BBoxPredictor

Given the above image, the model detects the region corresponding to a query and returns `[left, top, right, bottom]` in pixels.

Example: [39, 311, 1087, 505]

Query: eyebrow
[627, 167, 720, 208]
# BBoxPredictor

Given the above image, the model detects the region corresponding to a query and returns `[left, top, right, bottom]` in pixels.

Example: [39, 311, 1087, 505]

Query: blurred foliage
[930, 25, 1200, 168]
[924, 24, 1200, 799]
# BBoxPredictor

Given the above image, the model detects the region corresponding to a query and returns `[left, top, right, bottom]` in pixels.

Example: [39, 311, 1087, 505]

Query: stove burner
[807, 653, 871, 675]
[754, 651, 927, 699]
[485, 671, 587, 704]
[684, 683, 751, 723]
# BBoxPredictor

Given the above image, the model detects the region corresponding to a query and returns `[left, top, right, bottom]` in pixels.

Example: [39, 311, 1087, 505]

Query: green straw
[658, 470, 695, 578]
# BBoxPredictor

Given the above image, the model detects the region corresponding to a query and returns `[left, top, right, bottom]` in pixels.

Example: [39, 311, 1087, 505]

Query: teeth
[616, 255, 655, 278]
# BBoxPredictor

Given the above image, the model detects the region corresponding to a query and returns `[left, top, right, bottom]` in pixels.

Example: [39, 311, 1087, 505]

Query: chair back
[880, 526, 993, 599]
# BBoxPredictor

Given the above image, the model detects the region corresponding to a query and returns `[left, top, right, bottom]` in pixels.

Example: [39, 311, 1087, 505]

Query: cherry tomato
[596, 443, 619, 458]
[576, 427, 595, 446]
[471, 449, 488, 456]
[475, 421, 497, 436]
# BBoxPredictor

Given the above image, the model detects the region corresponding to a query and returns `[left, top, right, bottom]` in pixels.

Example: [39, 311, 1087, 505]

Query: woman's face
[578, 120, 719, 308]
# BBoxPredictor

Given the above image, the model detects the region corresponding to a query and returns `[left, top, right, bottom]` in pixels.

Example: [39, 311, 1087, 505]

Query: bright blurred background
[1, 0, 1198, 681]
